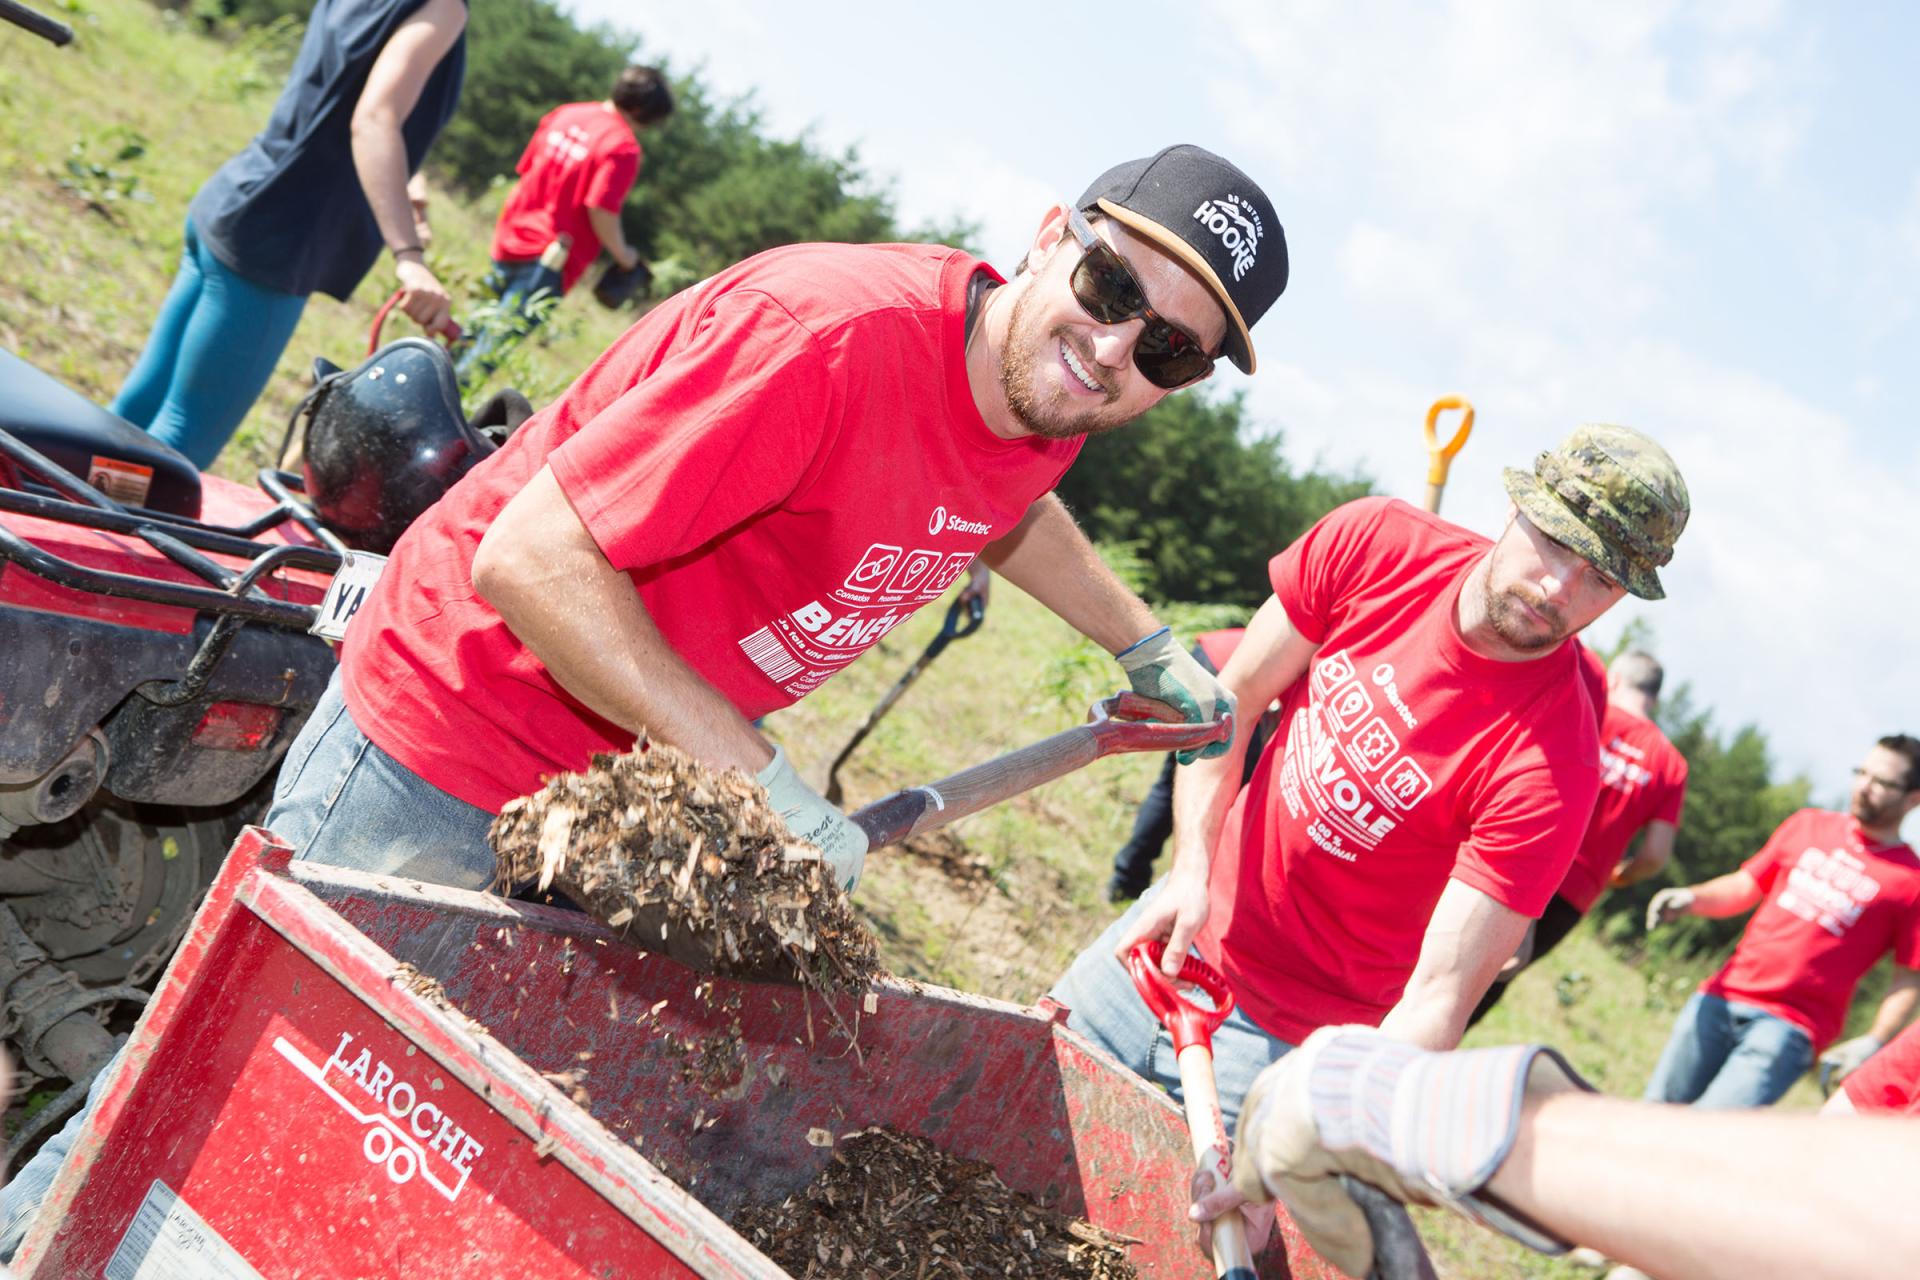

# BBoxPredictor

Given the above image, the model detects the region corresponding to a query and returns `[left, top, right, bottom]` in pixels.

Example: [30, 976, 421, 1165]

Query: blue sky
[571, 0, 1919, 803]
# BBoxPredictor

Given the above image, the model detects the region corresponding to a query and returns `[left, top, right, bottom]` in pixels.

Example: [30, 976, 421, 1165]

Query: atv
[0, 318, 522, 1158]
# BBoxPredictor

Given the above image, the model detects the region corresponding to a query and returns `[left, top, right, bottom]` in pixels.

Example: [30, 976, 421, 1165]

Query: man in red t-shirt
[1050, 424, 1691, 1154]
[262, 145, 1290, 895]
[1467, 648, 1689, 1025]
[1644, 735, 1920, 1108]
[456, 65, 674, 381]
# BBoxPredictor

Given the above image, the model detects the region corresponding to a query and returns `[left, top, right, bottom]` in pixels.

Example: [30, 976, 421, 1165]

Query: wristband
[391, 243, 425, 260]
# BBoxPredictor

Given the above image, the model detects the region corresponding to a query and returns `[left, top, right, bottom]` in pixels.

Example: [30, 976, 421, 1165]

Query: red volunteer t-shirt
[491, 101, 640, 292]
[1196, 497, 1603, 1043]
[1555, 702, 1689, 912]
[1196, 628, 1244, 672]
[343, 243, 1079, 812]
[1841, 1020, 1920, 1115]
[1702, 809, 1920, 1050]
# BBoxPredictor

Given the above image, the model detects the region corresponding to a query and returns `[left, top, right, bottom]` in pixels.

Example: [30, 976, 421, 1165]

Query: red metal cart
[16, 829, 1353, 1279]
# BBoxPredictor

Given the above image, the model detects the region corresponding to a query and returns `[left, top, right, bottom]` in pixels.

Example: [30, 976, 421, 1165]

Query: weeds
[54, 127, 152, 219]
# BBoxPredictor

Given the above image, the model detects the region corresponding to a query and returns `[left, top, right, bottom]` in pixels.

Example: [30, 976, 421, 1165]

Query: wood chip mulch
[733, 1127, 1140, 1279]
[489, 741, 881, 993]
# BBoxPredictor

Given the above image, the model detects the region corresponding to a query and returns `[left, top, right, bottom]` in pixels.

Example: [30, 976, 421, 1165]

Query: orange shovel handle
[1421, 396, 1475, 513]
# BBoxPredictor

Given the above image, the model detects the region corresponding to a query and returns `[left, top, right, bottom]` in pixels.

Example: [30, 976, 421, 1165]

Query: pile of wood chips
[490, 741, 880, 992]
[734, 1127, 1139, 1280]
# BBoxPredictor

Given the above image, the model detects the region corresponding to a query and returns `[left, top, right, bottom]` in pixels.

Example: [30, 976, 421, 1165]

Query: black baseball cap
[1077, 145, 1287, 374]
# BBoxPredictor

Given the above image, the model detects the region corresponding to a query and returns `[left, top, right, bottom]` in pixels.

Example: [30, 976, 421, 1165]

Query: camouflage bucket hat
[1502, 424, 1689, 601]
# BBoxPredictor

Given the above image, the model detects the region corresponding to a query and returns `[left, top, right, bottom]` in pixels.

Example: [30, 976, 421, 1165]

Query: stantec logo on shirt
[929, 506, 992, 536]
[1191, 195, 1263, 282]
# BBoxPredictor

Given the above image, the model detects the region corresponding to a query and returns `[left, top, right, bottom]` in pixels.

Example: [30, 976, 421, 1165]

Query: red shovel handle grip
[1126, 940, 1235, 1055]
[369, 290, 462, 355]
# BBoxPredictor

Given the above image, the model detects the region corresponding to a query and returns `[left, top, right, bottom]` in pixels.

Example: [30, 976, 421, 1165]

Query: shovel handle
[1174, 1043, 1259, 1279]
[1126, 940, 1236, 1054]
[848, 692, 1229, 849]
[1421, 396, 1475, 513]
[369, 290, 462, 355]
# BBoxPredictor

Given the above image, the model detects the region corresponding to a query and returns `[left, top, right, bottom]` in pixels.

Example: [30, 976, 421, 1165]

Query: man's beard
[1853, 789, 1905, 829]
[1482, 578, 1569, 652]
[998, 287, 1138, 441]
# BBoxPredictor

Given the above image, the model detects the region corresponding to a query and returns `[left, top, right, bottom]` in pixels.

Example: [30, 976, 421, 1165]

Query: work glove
[1230, 1025, 1593, 1279]
[1115, 627, 1237, 764]
[756, 746, 868, 892]
[1645, 886, 1695, 930]
[1817, 1034, 1883, 1095]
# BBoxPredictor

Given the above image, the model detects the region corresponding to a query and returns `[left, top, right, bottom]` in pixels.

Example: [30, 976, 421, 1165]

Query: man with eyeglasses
[252, 145, 1289, 894]
[1047, 425, 1690, 1176]
[1642, 734, 1920, 1108]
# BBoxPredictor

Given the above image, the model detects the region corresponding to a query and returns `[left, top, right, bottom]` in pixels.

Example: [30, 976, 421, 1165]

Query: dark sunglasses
[1065, 208, 1216, 389]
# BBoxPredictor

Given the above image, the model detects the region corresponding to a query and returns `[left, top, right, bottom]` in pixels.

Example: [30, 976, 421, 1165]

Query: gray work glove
[1645, 886, 1695, 930]
[1230, 1025, 1593, 1279]
[1115, 627, 1237, 763]
[756, 746, 868, 891]
[1818, 1033, 1883, 1095]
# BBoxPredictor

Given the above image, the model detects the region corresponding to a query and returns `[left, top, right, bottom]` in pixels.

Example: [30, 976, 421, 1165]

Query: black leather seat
[0, 348, 202, 519]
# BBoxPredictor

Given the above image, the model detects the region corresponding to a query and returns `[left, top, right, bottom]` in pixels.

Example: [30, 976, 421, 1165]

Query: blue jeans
[1049, 886, 1293, 1132]
[263, 671, 499, 888]
[110, 217, 309, 468]
[454, 257, 563, 383]
[1644, 992, 1814, 1109]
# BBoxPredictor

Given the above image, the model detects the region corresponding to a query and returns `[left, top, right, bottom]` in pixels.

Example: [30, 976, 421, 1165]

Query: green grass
[0, 7, 1842, 1276]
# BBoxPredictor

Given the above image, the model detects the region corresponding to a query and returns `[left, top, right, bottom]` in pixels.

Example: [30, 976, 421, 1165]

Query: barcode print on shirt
[739, 628, 802, 683]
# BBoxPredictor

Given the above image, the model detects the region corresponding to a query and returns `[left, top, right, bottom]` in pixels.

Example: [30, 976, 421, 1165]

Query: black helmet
[300, 339, 495, 554]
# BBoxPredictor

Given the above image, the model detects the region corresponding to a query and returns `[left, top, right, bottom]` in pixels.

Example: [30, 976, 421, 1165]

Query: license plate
[309, 550, 388, 643]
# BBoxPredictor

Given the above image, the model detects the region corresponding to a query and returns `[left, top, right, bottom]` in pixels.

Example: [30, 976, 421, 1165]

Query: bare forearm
[1378, 881, 1528, 1049]
[473, 475, 770, 774]
[980, 494, 1156, 653]
[1683, 871, 1763, 918]
[1376, 986, 1472, 1050]
[351, 122, 421, 255]
[1492, 1095, 1920, 1279]
[1612, 822, 1677, 888]
[1866, 979, 1920, 1043]
[587, 206, 631, 259]
[1167, 737, 1246, 882]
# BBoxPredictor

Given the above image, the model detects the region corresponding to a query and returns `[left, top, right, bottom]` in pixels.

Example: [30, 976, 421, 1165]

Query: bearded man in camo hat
[1050, 424, 1688, 1241]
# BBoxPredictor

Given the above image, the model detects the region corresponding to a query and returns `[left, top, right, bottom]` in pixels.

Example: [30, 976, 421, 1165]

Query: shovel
[1420, 396, 1475, 515]
[1126, 940, 1437, 1280]
[824, 592, 986, 805]
[632, 694, 1231, 980]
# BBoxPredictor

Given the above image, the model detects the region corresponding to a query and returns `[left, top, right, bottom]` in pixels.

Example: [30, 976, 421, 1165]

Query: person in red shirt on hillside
[258, 144, 1288, 895]
[1642, 734, 1920, 1108]
[1049, 424, 1691, 1169]
[1467, 647, 1689, 1025]
[455, 64, 674, 381]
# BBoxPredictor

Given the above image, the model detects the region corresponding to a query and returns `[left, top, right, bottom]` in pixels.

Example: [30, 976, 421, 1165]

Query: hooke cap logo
[1191, 195, 1263, 281]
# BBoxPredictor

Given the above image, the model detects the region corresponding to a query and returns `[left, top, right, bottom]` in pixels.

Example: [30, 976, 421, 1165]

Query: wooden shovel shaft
[1174, 1044, 1259, 1279]
[848, 693, 1230, 849]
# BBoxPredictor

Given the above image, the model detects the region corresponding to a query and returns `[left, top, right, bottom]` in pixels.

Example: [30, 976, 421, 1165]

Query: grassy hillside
[0, 0, 633, 480]
[1, 5, 1834, 1278]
